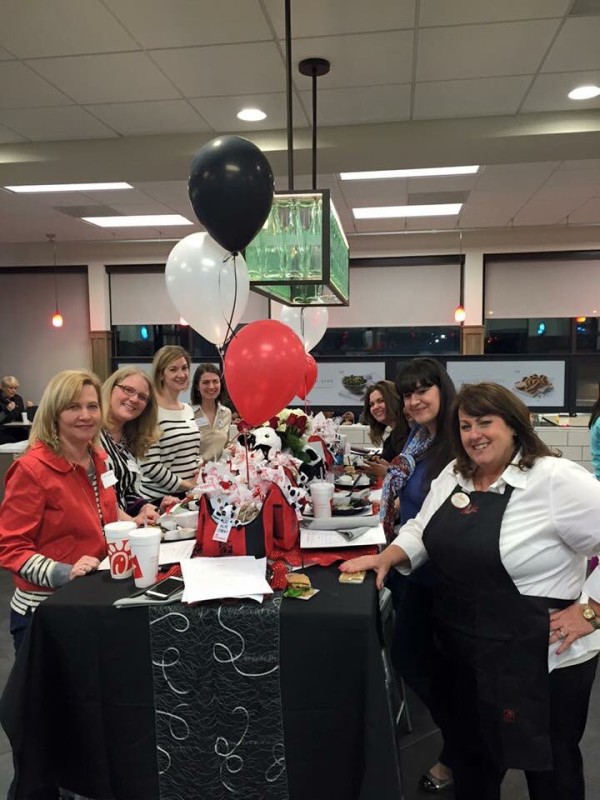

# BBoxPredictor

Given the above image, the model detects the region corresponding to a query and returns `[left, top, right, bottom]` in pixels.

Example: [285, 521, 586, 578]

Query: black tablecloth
[0, 566, 402, 800]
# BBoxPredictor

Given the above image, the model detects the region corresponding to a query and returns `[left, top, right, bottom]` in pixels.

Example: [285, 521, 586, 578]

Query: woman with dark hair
[361, 380, 408, 479]
[364, 358, 457, 792]
[343, 382, 600, 800]
[191, 363, 232, 462]
[588, 392, 600, 479]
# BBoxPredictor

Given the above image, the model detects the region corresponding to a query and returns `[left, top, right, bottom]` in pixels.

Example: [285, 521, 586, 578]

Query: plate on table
[305, 499, 371, 517]
[334, 476, 374, 491]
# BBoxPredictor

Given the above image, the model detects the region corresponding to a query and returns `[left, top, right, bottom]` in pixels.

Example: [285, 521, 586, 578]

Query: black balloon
[188, 135, 275, 254]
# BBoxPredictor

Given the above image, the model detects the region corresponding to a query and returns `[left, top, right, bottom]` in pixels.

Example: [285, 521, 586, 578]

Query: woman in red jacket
[0, 369, 118, 653]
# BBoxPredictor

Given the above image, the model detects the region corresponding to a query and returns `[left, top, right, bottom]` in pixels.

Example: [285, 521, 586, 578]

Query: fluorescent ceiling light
[82, 214, 193, 228]
[5, 182, 133, 193]
[340, 166, 479, 180]
[353, 203, 462, 219]
[568, 85, 600, 100]
[237, 108, 267, 122]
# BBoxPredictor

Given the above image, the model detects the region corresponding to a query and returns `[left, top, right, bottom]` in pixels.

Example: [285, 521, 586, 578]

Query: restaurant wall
[0, 271, 91, 402]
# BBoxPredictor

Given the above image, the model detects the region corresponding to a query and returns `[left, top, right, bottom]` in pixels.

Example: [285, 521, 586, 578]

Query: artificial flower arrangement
[264, 408, 312, 462]
[194, 439, 308, 527]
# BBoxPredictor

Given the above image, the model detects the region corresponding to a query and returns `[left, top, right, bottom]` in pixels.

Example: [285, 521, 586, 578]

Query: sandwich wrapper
[301, 515, 379, 531]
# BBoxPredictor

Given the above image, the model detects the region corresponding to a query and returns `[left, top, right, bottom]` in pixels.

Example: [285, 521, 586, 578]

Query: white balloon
[165, 232, 250, 347]
[279, 303, 329, 351]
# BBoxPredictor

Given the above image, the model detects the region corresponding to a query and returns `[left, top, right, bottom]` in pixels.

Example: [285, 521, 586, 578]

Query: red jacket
[0, 441, 117, 592]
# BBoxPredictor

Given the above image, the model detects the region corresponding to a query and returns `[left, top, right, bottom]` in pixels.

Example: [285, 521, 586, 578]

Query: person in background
[191, 363, 232, 462]
[0, 370, 117, 653]
[101, 367, 164, 526]
[140, 346, 200, 503]
[361, 380, 409, 480]
[0, 376, 35, 444]
[588, 392, 600, 480]
[343, 382, 600, 800]
[339, 411, 355, 425]
[377, 357, 456, 793]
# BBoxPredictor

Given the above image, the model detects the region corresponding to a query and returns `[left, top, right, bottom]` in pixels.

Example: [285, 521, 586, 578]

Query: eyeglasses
[116, 384, 150, 404]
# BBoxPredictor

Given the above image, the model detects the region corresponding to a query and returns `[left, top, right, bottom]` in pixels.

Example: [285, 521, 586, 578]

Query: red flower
[287, 413, 298, 427]
[268, 416, 279, 429]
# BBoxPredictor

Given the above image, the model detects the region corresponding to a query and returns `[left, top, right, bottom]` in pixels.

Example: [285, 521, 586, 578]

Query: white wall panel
[0, 272, 90, 402]
[485, 256, 600, 318]
[110, 271, 269, 325]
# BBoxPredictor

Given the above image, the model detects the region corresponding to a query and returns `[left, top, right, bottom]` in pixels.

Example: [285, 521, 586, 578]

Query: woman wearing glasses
[101, 367, 162, 525]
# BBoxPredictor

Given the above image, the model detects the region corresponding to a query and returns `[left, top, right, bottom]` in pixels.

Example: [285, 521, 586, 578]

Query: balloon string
[219, 253, 239, 348]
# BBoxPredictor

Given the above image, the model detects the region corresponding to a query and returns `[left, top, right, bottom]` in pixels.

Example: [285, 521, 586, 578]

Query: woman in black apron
[341, 382, 600, 800]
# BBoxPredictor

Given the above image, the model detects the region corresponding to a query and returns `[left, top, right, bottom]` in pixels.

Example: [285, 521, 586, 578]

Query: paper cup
[104, 521, 136, 579]
[129, 527, 161, 588]
[310, 480, 335, 519]
[21, 412, 28, 423]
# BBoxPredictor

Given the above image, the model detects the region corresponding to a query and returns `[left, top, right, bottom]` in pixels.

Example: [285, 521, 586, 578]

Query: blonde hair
[30, 370, 103, 454]
[151, 346, 191, 394]
[1, 376, 18, 389]
[102, 367, 160, 459]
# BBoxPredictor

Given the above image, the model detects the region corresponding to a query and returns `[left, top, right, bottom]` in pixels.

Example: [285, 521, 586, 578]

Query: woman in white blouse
[342, 382, 600, 800]
[140, 346, 200, 503]
[190, 363, 232, 462]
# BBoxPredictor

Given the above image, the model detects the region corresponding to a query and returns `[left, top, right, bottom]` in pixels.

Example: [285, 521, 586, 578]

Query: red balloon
[297, 353, 318, 400]
[224, 320, 305, 426]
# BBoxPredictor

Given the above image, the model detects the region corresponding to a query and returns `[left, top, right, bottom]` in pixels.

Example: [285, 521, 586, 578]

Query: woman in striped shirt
[0, 370, 118, 653]
[101, 366, 162, 524]
[140, 346, 201, 504]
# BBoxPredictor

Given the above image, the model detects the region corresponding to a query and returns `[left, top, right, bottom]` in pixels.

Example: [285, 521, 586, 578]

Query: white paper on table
[98, 539, 196, 571]
[300, 523, 387, 549]
[180, 556, 272, 604]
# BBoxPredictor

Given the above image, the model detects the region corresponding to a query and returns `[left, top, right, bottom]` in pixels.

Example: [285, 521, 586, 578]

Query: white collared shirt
[393, 455, 600, 670]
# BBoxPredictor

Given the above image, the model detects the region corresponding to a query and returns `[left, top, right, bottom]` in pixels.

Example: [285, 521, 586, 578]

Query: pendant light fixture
[47, 233, 64, 328]
[454, 230, 466, 324]
[244, 1, 349, 306]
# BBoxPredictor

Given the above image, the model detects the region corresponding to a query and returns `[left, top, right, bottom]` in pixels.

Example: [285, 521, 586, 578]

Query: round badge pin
[451, 492, 471, 509]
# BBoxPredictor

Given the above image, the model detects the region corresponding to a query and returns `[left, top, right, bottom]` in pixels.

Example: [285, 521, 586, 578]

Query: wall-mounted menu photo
[446, 360, 566, 409]
[292, 361, 386, 406]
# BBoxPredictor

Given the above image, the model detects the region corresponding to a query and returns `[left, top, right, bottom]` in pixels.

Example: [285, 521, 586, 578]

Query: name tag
[197, 417, 210, 428]
[127, 460, 140, 474]
[213, 517, 232, 542]
[101, 469, 118, 489]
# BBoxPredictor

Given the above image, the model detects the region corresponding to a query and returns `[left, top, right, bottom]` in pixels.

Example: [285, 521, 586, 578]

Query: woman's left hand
[134, 503, 160, 526]
[549, 603, 597, 654]
[361, 456, 389, 479]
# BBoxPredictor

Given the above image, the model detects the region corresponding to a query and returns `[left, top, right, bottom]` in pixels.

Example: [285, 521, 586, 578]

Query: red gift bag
[195, 484, 301, 557]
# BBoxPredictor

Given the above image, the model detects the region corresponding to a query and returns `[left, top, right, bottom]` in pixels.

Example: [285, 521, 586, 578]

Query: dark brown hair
[363, 380, 406, 448]
[191, 363, 225, 406]
[395, 357, 457, 485]
[452, 382, 559, 479]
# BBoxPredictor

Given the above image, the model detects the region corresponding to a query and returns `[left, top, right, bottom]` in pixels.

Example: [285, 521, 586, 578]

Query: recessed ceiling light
[82, 215, 193, 228]
[568, 85, 600, 100]
[237, 108, 267, 122]
[353, 203, 462, 219]
[5, 182, 133, 193]
[340, 166, 479, 180]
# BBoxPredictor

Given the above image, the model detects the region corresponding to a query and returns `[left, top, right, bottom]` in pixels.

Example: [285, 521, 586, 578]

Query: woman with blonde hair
[140, 346, 201, 503]
[0, 369, 117, 652]
[101, 366, 162, 525]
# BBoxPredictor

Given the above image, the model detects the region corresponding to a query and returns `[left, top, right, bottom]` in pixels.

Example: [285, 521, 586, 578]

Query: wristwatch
[582, 605, 600, 631]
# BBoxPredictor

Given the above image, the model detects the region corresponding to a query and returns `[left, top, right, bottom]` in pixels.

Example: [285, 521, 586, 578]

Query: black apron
[423, 484, 572, 772]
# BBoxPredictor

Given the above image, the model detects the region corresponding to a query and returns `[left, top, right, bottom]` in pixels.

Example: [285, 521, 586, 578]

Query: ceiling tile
[26, 53, 180, 104]
[86, 100, 210, 136]
[414, 75, 531, 119]
[419, 0, 570, 27]
[190, 92, 308, 132]
[567, 197, 600, 223]
[542, 17, 600, 73]
[263, 0, 415, 37]
[0, 62, 72, 109]
[0, 47, 14, 60]
[102, 200, 176, 215]
[522, 70, 600, 113]
[291, 31, 414, 89]
[558, 159, 600, 171]
[299, 84, 411, 127]
[152, 42, 284, 97]
[340, 178, 410, 207]
[474, 162, 560, 190]
[417, 19, 561, 81]
[0, 107, 117, 141]
[406, 174, 480, 192]
[0, 0, 139, 58]
[103, 0, 271, 48]
[0, 124, 26, 144]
